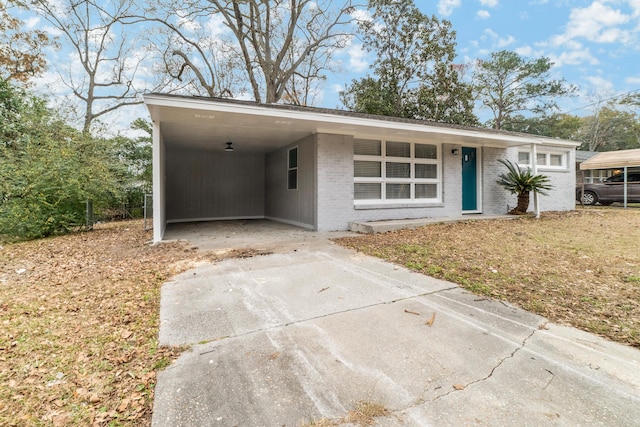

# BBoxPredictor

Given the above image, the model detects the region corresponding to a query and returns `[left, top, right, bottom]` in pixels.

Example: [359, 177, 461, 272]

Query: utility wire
[559, 88, 640, 115]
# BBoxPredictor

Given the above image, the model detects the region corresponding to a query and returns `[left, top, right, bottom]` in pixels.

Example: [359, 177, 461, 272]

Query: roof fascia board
[143, 94, 580, 148]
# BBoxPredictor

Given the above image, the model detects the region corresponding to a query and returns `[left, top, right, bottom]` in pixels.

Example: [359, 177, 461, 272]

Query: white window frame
[517, 149, 568, 170]
[353, 139, 441, 204]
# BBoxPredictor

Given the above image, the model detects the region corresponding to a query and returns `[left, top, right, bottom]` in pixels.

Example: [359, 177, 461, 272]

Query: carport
[579, 148, 640, 207]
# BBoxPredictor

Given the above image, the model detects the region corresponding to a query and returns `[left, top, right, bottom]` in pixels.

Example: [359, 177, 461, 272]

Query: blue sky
[21, 0, 640, 132]
[326, 0, 640, 118]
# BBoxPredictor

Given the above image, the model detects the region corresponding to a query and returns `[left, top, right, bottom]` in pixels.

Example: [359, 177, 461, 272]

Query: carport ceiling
[144, 94, 580, 154]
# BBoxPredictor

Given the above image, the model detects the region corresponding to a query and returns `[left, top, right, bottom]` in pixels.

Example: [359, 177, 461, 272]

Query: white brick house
[144, 94, 579, 243]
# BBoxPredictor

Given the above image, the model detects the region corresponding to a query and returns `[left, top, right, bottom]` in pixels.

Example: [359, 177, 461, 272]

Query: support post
[531, 143, 540, 218]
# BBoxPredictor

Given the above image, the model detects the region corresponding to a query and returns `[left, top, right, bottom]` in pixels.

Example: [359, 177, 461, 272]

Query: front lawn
[0, 221, 215, 426]
[335, 209, 640, 347]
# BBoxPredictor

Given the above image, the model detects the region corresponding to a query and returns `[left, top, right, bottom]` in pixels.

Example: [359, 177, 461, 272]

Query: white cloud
[176, 10, 202, 32]
[347, 43, 368, 73]
[497, 35, 515, 47]
[625, 75, 640, 85]
[479, 0, 499, 7]
[553, 2, 633, 46]
[515, 46, 533, 56]
[350, 8, 372, 22]
[585, 75, 615, 93]
[549, 49, 599, 67]
[478, 29, 516, 48]
[332, 83, 343, 93]
[24, 16, 41, 29]
[476, 10, 491, 19]
[438, 0, 462, 16]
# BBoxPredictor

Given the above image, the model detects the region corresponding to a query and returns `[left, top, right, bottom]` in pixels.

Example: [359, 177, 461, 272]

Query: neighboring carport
[580, 148, 640, 207]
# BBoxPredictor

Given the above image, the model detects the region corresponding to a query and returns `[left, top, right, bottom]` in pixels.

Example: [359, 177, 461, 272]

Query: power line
[559, 88, 640, 115]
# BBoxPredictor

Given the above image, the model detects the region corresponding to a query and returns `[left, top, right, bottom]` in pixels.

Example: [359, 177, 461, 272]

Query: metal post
[531, 143, 540, 218]
[624, 166, 628, 208]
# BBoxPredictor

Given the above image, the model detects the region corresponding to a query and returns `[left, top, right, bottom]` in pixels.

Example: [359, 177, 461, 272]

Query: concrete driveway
[153, 221, 640, 426]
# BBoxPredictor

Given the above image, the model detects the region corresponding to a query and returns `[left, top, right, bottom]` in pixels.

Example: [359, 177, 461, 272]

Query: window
[288, 147, 298, 190]
[353, 139, 440, 203]
[517, 150, 567, 169]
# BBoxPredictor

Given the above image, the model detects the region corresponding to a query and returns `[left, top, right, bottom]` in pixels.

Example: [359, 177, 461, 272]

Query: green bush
[0, 79, 123, 240]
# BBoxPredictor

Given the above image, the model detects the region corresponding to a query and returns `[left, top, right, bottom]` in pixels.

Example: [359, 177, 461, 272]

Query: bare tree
[129, 7, 245, 98]
[142, 0, 358, 104]
[31, 0, 147, 135]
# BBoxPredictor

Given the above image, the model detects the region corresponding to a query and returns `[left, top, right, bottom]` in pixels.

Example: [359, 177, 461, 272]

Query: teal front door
[462, 147, 477, 211]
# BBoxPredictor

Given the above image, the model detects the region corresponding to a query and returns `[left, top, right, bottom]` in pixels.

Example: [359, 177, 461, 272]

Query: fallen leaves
[0, 220, 219, 426]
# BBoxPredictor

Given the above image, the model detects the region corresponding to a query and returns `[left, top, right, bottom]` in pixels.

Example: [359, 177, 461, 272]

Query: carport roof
[144, 93, 581, 153]
[579, 148, 640, 170]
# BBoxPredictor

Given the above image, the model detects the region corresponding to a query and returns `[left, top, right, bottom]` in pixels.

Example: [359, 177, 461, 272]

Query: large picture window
[353, 139, 440, 203]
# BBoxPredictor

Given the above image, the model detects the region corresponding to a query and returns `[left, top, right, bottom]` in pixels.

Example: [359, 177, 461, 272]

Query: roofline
[143, 93, 581, 148]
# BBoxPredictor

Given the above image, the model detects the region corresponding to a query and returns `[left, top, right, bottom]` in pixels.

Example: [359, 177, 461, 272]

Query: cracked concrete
[153, 221, 640, 426]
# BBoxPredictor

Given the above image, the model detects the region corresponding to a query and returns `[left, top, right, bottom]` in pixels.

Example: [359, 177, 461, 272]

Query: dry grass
[0, 221, 237, 426]
[302, 401, 390, 426]
[335, 208, 640, 348]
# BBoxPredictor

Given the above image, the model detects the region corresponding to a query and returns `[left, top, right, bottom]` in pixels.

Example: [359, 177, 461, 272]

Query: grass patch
[335, 208, 640, 348]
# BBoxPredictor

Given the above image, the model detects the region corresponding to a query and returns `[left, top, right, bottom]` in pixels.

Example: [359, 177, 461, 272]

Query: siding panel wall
[165, 148, 265, 221]
[265, 135, 315, 228]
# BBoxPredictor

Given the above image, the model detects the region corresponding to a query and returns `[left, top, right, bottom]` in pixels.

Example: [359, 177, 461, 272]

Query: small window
[354, 160, 381, 178]
[288, 147, 298, 190]
[386, 183, 410, 199]
[518, 152, 530, 164]
[355, 183, 382, 200]
[386, 162, 410, 178]
[354, 139, 381, 156]
[415, 143, 437, 159]
[386, 141, 410, 158]
[549, 154, 563, 167]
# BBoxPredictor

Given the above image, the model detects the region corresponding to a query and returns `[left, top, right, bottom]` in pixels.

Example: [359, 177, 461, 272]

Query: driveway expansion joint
[196, 286, 459, 353]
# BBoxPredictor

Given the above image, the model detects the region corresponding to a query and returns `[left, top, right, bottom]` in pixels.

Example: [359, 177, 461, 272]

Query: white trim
[152, 121, 164, 243]
[144, 94, 581, 148]
[518, 148, 569, 171]
[354, 139, 441, 204]
[264, 216, 315, 230]
[167, 215, 264, 224]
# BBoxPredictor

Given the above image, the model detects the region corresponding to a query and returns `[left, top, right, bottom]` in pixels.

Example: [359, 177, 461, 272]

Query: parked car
[576, 172, 640, 205]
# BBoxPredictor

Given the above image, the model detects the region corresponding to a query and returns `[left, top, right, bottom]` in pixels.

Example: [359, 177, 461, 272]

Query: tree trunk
[512, 192, 530, 214]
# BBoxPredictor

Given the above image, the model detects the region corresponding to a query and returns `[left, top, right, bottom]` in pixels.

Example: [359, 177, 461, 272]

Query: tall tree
[0, 1, 49, 82]
[576, 105, 640, 151]
[31, 0, 147, 135]
[340, 0, 477, 125]
[502, 113, 582, 140]
[142, 0, 357, 104]
[473, 50, 576, 130]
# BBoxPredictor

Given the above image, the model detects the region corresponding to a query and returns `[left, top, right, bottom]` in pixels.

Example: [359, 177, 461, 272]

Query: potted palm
[496, 159, 553, 215]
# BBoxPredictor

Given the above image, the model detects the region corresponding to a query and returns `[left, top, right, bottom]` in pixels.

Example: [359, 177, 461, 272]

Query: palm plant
[496, 159, 553, 214]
